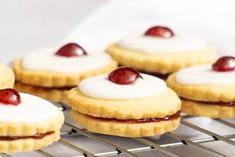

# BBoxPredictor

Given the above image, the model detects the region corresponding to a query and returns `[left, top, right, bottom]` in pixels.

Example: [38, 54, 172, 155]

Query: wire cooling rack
[3, 104, 235, 157]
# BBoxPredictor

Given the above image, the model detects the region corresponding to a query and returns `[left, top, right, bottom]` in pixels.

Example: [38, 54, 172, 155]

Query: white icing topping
[0, 93, 61, 123]
[117, 34, 207, 53]
[22, 47, 111, 73]
[79, 74, 167, 100]
[176, 65, 235, 86]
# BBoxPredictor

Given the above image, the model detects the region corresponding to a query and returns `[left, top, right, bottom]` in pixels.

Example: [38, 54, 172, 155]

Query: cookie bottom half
[0, 130, 60, 153]
[70, 110, 180, 137]
[182, 99, 235, 118]
[14, 82, 70, 104]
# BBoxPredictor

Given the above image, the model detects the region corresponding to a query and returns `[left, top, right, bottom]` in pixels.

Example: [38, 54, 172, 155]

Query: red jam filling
[107, 67, 142, 85]
[0, 131, 54, 141]
[0, 88, 21, 105]
[97, 111, 180, 124]
[181, 98, 235, 107]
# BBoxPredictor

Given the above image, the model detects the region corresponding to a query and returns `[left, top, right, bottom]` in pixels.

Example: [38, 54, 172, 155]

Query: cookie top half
[67, 67, 181, 119]
[167, 56, 235, 102]
[0, 89, 64, 136]
[13, 43, 117, 87]
[107, 25, 216, 74]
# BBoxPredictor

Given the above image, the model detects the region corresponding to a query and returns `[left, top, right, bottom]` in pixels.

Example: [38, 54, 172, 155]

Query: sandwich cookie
[167, 56, 235, 118]
[0, 88, 64, 153]
[13, 43, 117, 103]
[67, 67, 181, 137]
[107, 25, 216, 79]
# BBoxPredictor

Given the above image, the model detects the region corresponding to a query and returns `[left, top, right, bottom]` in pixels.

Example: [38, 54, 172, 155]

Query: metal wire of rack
[3, 105, 235, 157]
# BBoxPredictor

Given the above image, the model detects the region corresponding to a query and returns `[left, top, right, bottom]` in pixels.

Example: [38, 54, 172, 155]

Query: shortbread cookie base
[0, 112, 64, 136]
[167, 73, 235, 102]
[14, 82, 69, 104]
[67, 88, 181, 119]
[181, 99, 235, 118]
[71, 111, 180, 137]
[0, 130, 60, 153]
[107, 44, 216, 74]
[13, 59, 117, 87]
[0, 64, 15, 89]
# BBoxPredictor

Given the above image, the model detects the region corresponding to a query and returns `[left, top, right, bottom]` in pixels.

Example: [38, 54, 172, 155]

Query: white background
[1, 0, 235, 62]
[0, 0, 106, 61]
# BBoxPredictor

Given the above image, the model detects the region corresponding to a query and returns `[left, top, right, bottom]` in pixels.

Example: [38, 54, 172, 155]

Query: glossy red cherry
[144, 26, 174, 38]
[107, 67, 142, 85]
[0, 88, 21, 105]
[212, 56, 235, 72]
[55, 43, 87, 57]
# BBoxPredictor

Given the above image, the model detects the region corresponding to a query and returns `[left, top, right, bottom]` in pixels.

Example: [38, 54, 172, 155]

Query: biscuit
[67, 88, 181, 119]
[181, 99, 235, 118]
[68, 67, 181, 137]
[13, 59, 117, 87]
[167, 66, 235, 118]
[0, 91, 64, 153]
[0, 130, 59, 153]
[167, 73, 235, 102]
[71, 110, 180, 137]
[107, 44, 216, 74]
[14, 82, 69, 104]
[0, 112, 64, 136]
